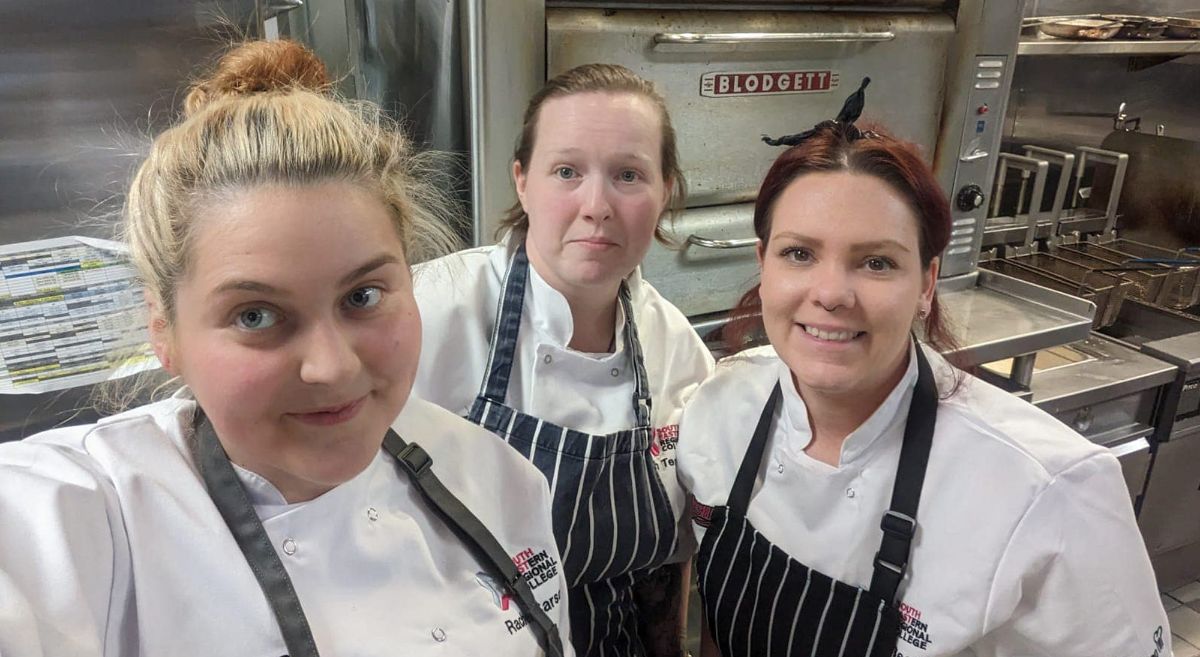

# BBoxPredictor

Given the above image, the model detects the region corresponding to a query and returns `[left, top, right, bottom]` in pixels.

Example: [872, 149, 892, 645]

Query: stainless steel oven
[458, 0, 1095, 369]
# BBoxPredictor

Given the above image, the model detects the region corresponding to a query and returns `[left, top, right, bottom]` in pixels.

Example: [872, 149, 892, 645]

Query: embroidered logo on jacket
[479, 548, 565, 635]
[1150, 625, 1165, 657]
[651, 424, 679, 470]
[476, 572, 513, 611]
[897, 602, 934, 652]
[691, 498, 714, 528]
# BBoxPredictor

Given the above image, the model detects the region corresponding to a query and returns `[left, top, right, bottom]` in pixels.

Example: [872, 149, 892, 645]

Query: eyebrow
[772, 232, 912, 254]
[545, 147, 654, 163]
[212, 254, 401, 297]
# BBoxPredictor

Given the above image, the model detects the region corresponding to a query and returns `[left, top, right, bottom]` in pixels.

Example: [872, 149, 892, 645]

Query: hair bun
[184, 40, 331, 116]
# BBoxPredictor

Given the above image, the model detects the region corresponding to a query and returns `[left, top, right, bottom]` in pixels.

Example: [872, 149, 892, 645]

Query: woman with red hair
[677, 121, 1168, 657]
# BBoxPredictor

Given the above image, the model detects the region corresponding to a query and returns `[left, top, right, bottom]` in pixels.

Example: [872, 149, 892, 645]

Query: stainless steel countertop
[1027, 333, 1178, 414]
[938, 269, 1095, 367]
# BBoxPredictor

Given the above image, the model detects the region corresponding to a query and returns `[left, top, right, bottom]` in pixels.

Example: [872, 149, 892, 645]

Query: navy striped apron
[467, 244, 679, 657]
[696, 345, 937, 657]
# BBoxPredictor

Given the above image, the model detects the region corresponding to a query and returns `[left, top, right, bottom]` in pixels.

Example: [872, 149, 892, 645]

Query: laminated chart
[0, 237, 158, 394]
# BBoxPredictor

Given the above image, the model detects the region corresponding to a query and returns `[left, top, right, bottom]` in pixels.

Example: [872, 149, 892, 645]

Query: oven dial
[956, 184, 986, 212]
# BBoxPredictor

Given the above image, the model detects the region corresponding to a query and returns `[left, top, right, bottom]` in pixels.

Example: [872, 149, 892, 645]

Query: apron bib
[466, 243, 679, 657]
[697, 345, 938, 657]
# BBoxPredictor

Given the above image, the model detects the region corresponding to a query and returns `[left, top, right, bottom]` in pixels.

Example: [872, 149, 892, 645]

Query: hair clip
[761, 77, 872, 147]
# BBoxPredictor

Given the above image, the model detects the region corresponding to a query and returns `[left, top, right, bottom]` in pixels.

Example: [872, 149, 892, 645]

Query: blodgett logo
[700, 70, 839, 98]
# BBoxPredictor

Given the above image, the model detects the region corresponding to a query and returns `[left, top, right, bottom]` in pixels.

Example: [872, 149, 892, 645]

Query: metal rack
[1018, 36, 1200, 56]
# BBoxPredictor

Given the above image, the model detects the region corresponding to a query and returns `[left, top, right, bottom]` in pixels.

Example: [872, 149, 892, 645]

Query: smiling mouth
[288, 396, 367, 426]
[799, 324, 866, 343]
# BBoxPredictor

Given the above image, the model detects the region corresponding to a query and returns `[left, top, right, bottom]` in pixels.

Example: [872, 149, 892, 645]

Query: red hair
[723, 123, 958, 358]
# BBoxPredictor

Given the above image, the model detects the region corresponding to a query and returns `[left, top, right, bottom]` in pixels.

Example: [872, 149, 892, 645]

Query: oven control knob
[956, 184, 986, 212]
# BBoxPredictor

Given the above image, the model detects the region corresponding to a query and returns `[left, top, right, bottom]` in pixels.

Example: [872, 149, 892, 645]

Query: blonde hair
[498, 63, 687, 244]
[101, 40, 460, 412]
[125, 39, 461, 321]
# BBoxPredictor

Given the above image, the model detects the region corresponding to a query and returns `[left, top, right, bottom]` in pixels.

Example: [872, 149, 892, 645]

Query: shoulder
[393, 398, 550, 497]
[413, 244, 503, 296]
[930, 350, 1105, 483]
[2, 397, 194, 484]
[677, 347, 780, 488]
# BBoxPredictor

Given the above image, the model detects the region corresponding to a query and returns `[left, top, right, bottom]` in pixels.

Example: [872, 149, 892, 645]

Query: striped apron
[696, 345, 937, 657]
[467, 244, 679, 657]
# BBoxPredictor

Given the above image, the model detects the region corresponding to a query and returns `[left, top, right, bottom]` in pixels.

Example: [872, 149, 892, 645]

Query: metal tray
[979, 259, 1123, 328]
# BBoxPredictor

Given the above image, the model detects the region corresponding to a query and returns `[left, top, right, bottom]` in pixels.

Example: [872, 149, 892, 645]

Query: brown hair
[497, 63, 686, 243]
[724, 123, 961, 384]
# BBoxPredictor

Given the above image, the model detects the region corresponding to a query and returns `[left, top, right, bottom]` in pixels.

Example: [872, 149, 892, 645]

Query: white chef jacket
[678, 343, 1172, 657]
[411, 241, 715, 559]
[0, 394, 573, 657]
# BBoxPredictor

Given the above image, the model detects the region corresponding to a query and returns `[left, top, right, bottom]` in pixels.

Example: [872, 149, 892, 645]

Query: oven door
[547, 8, 955, 208]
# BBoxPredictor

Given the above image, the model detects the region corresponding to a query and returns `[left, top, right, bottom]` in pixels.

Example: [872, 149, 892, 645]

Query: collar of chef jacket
[490, 236, 630, 359]
[777, 340, 919, 467]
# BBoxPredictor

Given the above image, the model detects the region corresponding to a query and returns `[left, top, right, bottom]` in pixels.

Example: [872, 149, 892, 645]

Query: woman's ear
[145, 292, 177, 375]
[512, 160, 528, 208]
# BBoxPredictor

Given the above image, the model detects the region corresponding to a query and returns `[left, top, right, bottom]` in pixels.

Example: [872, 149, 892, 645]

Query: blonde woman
[412, 65, 714, 657]
[0, 41, 571, 657]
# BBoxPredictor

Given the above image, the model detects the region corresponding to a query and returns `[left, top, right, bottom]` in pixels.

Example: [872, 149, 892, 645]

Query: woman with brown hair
[412, 64, 713, 657]
[0, 40, 570, 657]
[677, 119, 1168, 657]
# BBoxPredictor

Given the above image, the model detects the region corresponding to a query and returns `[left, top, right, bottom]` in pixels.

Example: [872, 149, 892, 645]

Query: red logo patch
[691, 498, 714, 528]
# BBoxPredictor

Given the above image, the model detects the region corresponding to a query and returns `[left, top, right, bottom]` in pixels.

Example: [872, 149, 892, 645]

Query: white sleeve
[977, 452, 1171, 657]
[0, 438, 132, 657]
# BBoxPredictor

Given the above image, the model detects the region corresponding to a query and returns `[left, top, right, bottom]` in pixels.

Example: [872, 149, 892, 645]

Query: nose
[580, 176, 613, 222]
[809, 261, 856, 312]
[298, 319, 361, 387]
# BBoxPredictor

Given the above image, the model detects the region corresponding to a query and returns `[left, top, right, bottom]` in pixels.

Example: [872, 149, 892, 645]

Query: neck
[796, 349, 912, 466]
[233, 458, 333, 504]
[564, 286, 620, 353]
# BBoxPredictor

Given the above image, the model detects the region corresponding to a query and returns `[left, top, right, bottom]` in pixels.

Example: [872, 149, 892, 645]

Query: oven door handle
[654, 31, 896, 46]
[687, 235, 758, 250]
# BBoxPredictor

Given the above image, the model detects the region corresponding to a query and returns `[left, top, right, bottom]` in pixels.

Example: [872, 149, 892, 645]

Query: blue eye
[346, 286, 382, 309]
[555, 166, 577, 180]
[619, 170, 639, 183]
[235, 307, 278, 331]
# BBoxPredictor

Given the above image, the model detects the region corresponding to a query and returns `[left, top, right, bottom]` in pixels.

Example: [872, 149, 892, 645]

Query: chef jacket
[678, 343, 1172, 657]
[411, 241, 715, 559]
[0, 393, 573, 657]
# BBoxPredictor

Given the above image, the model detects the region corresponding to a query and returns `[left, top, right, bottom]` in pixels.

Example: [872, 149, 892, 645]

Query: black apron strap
[193, 411, 319, 657]
[617, 282, 653, 427]
[382, 430, 566, 657]
[869, 344, 938, 604]
[478, 243, 531, 403]
[726, 382, 783, 516]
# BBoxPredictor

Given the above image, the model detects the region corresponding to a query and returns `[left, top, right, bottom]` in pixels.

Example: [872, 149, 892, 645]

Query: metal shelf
[1018, 36, 1200, 56]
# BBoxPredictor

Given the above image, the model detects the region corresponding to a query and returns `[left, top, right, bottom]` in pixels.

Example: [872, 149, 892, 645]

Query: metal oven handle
[687, 235, 758, 250]
[654, 31, 896, 46]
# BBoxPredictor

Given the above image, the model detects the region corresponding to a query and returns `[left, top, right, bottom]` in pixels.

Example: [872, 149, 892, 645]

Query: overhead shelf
[1018, 36, 1200, 56]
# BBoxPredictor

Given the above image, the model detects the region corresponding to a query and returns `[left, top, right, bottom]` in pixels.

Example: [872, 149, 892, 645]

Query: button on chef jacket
[0, 393, 573, 657]
[411, 242, 715, 552]
[677, 343, 1172, 657]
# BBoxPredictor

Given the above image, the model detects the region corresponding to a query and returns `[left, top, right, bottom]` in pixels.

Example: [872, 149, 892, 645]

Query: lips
[570, 236, 618, 248]
[287, 396, 367, 426]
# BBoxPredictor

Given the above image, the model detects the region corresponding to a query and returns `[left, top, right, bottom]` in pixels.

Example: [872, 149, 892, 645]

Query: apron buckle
[396, 443, 434, 476]
[879, 509, 916, 540]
